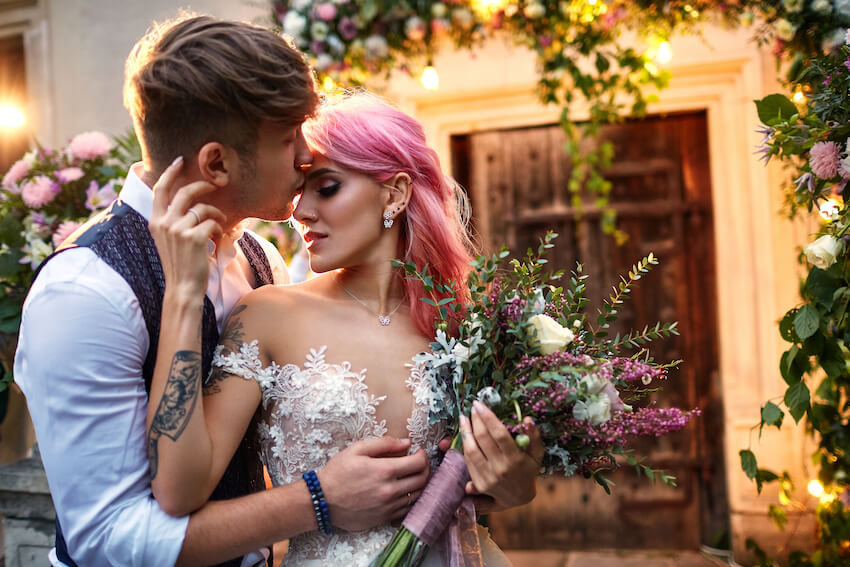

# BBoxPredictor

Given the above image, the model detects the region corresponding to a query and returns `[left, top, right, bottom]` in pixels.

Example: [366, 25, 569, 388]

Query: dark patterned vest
[37, 199, 275, 567]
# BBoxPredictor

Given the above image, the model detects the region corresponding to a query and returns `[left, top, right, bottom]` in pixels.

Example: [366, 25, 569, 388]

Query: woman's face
[292, 153, 392, 273]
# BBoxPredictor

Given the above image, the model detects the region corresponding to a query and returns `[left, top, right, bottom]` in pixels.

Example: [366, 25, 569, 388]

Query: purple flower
[311, 40, 327, 54]
[794, 172, 815, 193]
[338, 17, 358, 41]
[754, 145, 772, 165]
[52, 220, 82, 247]
[85, 180, 117, 211]
[844, 58, 850, 73]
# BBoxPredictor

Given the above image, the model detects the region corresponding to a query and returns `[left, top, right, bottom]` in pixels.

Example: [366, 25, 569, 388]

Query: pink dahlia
[315, 3, 337, 21]
[56, 167, 84, 183]
[52, 220, 82, 247]
[2, 159, 30, 192]
[21, 175, 60, 208]
[810, 141, 841, 179]
[68, 131, 112, 160]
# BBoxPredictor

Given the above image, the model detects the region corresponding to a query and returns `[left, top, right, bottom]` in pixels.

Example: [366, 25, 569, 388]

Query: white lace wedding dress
[213, 342, 512, 567]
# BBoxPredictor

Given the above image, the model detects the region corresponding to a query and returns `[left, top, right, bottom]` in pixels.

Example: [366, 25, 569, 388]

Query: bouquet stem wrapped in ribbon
[372, 232, 699, 566]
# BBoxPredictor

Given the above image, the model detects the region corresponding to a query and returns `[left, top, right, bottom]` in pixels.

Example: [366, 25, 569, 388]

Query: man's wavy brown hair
[124, 14, 318, 172]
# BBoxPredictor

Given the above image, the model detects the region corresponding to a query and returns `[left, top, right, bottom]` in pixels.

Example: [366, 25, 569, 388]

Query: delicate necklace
[338, 280, 404, 326]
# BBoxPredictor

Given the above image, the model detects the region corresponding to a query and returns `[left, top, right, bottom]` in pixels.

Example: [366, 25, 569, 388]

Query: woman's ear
[196, 142, 236, 188]
[382, 173, 413, 219]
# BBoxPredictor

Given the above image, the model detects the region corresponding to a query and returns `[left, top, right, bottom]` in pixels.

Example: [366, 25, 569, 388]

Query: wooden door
[451, 112, 727, 550]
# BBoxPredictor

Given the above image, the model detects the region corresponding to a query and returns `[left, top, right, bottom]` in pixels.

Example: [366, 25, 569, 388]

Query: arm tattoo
[203, 304, 247, 397]
[148, 350, 201, 480]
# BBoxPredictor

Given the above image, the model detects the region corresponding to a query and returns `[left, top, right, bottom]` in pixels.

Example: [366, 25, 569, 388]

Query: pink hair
[302, 94, 476, 337]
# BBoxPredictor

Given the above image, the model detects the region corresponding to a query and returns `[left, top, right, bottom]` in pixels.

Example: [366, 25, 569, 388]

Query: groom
[14, 15, 443, 567]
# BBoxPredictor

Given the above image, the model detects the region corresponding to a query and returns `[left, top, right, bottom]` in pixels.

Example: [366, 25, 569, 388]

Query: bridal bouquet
[372, 232, 699, 566]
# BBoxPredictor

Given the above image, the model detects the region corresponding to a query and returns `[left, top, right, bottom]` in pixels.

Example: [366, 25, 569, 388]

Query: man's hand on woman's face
[149, 156, 227, 299]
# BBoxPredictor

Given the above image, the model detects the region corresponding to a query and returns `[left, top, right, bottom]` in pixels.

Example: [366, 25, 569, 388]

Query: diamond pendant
[378, 315, 391, 326]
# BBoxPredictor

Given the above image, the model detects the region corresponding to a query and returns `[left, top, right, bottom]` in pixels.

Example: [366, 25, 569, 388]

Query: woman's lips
[303, 231, 327, 248]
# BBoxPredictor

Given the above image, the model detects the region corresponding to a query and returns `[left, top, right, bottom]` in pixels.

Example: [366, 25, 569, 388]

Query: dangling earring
[383, 211, 394, 229]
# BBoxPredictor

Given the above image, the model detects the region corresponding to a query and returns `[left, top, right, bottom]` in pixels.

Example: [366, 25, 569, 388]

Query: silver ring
[406, 492, 412, 507]
[187, 208, 201, 225]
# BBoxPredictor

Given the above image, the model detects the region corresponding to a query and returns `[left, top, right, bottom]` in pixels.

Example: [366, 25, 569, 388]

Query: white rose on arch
[529, 313, 574, 355]
[804, 234, 842, 270]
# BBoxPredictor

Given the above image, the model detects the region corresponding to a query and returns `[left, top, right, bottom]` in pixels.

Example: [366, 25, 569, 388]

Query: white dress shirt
[14, 164, 288, 567]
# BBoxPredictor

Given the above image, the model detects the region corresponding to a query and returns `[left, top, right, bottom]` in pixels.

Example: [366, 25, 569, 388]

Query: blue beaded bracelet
[302, 470, 333, 535]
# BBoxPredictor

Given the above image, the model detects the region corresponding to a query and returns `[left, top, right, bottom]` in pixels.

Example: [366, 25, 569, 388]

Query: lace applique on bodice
[212, 341, 448, 566]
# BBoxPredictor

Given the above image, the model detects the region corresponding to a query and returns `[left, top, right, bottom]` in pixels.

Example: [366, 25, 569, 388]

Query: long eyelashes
[317, 182, 341, 198]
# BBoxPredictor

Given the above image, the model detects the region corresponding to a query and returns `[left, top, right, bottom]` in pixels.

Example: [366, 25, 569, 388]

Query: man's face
[236, 121, 310, 221]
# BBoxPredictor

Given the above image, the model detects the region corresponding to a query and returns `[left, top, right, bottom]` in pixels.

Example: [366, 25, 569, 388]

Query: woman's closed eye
[317, 182, 341, 198]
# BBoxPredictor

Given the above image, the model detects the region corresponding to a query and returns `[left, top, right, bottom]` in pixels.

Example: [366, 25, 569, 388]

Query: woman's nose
[292, 194, 316, 223]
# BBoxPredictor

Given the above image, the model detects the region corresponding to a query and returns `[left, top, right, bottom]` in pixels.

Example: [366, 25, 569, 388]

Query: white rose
[529, 313, 574, 355]
[311, 21, 329, 41]
[775, 18, 796, 42]
[524, 2, 546, 18]
[364, 35, 388, 59]
[782, 0, 804, 13]
[805, 235, 842, 270]
[811, 0, 832, 16]
[282, 11, 307, 38]
[823, 28, 848, 51]
[573, 396, 612, 426]
[431, 2, 447, 18]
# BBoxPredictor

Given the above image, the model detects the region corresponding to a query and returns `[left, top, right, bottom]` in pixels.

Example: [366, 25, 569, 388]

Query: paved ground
[504, 550, 730, 567]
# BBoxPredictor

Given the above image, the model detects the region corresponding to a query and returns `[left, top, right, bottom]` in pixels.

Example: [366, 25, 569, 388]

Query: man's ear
[196, 142, 236, 188]
[382, 173, 412, 218]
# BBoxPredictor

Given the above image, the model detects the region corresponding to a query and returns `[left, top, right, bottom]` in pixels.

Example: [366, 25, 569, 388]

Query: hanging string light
[656, 41, 673, 65]
[421, 64, 440, 90]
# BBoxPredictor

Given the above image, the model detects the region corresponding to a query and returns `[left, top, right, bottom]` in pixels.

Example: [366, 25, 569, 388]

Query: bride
[147, 93, 543, 565]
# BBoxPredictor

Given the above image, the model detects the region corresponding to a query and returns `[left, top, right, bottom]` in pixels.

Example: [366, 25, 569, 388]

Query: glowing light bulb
[793, 87, 806, 104]
[322, 76, 336, 93]
[0, 105, 25, 129]
[808, 479, 825, 498]
[656, 41, 673, 65]
[421, 65, 439, 90]
[472, 0, 506, 16]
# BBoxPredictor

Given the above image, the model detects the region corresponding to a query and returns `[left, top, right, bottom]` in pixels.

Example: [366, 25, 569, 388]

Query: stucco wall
[33, 0, 271, 146]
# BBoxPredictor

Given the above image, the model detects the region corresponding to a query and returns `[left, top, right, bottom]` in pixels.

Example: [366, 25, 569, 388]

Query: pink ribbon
[401, 449, 484, 566]
[442, 497, 483, 567]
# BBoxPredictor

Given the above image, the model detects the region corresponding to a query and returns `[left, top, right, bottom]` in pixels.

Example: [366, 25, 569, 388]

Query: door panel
[451, 112, 726, 550]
